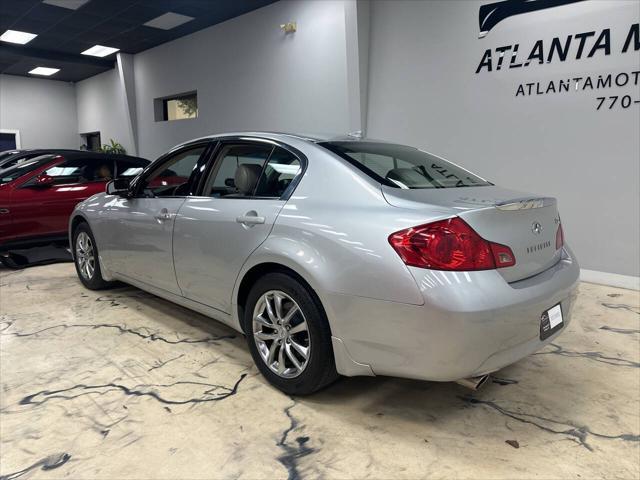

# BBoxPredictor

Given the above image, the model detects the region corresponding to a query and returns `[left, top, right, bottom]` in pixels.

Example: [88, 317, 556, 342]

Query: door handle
[0, 208, 9, 214]
[154, 208, 175, 222]
[236, 211, 265, 226]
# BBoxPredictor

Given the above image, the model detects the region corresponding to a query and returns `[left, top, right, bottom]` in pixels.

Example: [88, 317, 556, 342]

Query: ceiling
[0, 0, 277, 82]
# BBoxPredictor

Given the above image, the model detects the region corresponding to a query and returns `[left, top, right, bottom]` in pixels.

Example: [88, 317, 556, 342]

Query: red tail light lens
[556, 223, 564, 250]
[388, 217, 516, 271]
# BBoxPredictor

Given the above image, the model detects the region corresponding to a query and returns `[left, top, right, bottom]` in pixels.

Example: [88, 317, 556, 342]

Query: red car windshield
[0, 155, 57, 185]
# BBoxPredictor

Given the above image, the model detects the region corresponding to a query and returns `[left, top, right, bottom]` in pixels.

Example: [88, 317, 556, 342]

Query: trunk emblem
[531, 221, 543, 235]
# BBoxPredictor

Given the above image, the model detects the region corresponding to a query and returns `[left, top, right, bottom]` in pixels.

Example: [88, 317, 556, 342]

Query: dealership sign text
[475, 23, 639, 74]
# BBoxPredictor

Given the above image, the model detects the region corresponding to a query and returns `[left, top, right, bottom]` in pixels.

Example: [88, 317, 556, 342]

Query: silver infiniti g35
[69, 132, 579, 394]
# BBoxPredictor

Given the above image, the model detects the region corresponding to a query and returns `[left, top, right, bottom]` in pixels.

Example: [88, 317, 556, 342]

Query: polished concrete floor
[0, 263, 638, 479]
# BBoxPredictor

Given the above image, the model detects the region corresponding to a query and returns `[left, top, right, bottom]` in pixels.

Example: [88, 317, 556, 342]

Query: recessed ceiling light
[42, 0, 89, 10]
[0, 29, 37, 45]
[81, 45, 120, 57]
[144, 12, 194, 30]
[28, 67, 60, 76]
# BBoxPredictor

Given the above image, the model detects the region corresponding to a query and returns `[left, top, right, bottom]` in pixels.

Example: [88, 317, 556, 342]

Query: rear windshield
[320, 141, 491, 189]
[0, 155, 56, 185]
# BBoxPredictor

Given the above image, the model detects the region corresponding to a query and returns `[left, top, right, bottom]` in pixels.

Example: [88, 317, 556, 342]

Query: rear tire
[243, 272, 338, 395]
[72, 223, 113, 290]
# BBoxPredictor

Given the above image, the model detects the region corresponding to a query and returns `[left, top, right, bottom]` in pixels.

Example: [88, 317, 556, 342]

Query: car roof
[50, 151, 148, 162]
[3, 149, 147, 161]
[173, 131, 394, 151]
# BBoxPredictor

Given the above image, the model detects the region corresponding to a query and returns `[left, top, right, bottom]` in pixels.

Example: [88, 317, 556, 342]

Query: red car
[0, 151, 149, 252]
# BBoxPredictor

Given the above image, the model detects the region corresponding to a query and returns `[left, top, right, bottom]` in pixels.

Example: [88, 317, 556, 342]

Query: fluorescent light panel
[29, 67, 60, 76]
[42, 0, 90, 10]
[81, 45, 120, 57]
[0, 29, 37, 44]
[144, 12, 194, 30]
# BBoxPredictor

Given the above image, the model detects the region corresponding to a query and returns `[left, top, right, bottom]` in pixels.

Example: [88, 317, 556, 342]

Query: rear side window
[0, 152, 44, 171]
[320, 141, 491, 189]
[0, 155, 56, 184]
[255, 148, 301, 197]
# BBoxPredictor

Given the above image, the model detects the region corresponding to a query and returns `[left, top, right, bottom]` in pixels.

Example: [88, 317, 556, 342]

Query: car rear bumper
[325, 246, 580, 381]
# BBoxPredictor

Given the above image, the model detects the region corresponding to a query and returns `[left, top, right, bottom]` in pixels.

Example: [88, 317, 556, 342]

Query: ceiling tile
[0, 0, 278, 82]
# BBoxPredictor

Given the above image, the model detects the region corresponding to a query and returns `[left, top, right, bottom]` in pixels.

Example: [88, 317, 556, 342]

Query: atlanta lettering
[475, 23, 639, 74]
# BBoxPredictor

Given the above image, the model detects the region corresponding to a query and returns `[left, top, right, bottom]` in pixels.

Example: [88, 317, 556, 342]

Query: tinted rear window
[320, 141, 491, 189]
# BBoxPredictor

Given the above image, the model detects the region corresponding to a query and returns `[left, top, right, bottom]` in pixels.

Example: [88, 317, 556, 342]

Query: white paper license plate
[540, 303, 564, 340]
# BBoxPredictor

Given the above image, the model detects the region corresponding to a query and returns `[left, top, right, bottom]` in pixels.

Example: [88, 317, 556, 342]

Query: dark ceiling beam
[0, 43, 115, 68]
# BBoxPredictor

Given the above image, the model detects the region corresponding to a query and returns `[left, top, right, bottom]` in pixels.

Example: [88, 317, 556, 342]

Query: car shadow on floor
[0, 244, 72, 269]
[96, 282, 587, 431]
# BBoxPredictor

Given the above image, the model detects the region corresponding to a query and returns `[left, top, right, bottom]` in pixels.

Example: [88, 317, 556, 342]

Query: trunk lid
[382, 186, 563, 283]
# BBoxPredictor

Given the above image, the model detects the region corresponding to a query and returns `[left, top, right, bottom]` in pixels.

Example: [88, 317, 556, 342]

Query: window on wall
[81, 132, 101, 152]
[154, 92, 198, 122]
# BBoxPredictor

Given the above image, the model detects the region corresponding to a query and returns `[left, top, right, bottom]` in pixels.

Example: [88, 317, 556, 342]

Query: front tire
[243, 272, 338, 395]
[73, 223, 113, 290]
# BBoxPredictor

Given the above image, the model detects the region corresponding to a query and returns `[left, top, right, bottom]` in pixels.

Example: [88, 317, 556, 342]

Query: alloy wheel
[252, 290, 310, 378]
[75, 232, 96, 280]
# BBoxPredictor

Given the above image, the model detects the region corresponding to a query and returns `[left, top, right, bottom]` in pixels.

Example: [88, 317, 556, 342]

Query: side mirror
[106, 178, 131, 197]
[34, 174, 54, 187]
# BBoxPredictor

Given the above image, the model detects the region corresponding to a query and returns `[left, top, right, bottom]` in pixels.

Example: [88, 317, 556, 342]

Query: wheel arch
[234, 261, 328, 335]
[232, 254, 374, 378]
[68, 213, 90, 258]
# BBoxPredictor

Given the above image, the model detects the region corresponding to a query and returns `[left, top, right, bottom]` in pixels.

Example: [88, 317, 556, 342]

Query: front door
[173, 143, 303, 312]
[11, 157, 111, 240]
[100, 144, 207, 295]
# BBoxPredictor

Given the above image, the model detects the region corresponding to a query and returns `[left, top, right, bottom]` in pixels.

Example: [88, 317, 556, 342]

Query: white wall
[0, 74, 78, 149]
[132, 0, 351, 159]
[366, 0, 640, 277]
[75, 68, 135, 154]
[68, 0, 640, 278]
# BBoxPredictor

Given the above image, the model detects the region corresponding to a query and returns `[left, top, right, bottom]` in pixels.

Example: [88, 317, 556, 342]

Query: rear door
[173, 142, 303, 312]
[99, 144, 207, 295]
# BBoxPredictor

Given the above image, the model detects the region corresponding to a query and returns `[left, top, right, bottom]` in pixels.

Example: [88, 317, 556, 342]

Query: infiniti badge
[531, 221, 543, 235]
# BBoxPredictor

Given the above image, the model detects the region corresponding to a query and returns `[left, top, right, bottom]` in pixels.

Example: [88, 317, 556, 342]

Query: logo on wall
[475, 0, 640, 111]
[479, 0, 585, 38]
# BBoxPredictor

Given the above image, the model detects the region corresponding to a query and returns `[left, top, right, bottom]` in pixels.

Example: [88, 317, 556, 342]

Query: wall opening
[154, 91, 198, 122]
[81, 131, 102, 151]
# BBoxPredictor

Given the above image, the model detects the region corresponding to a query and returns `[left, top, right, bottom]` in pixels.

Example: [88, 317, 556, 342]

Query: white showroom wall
[0, 74, 78, 149]
[76, 68, 135, 154]
[2, 0, 638, 280]
[131, 0, 351, 159]
[366, 0, 640, 278]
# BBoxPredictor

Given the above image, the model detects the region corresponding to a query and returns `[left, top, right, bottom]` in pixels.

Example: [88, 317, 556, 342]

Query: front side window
[321, 141, 491, 189]
[143, 146, 205, 197]
[204, 144, 273, 198]
[43, 158, 114, 184]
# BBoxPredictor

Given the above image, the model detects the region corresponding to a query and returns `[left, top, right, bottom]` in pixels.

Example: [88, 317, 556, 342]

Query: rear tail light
[556, 223, 564, 250]
[388, 217, 516, 271]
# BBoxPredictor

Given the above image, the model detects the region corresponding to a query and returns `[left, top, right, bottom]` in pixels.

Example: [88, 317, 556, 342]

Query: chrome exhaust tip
[455, 374, 490, 391]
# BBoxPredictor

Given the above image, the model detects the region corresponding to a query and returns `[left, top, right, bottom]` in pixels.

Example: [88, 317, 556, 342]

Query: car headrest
[235, 164, 262, 194]
[386, 168, 424, 188]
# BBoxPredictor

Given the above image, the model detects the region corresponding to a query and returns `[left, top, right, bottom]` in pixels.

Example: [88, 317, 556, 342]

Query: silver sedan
[69, 133, 580, 394]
